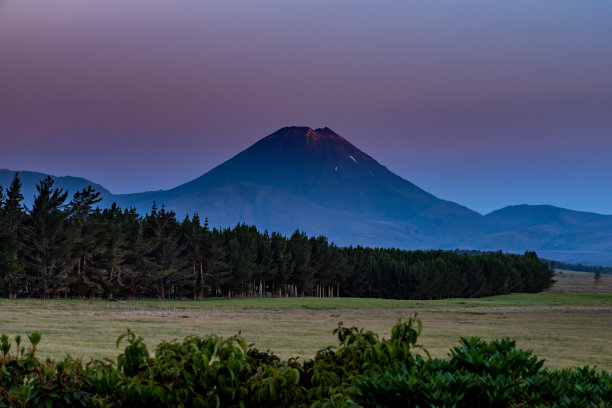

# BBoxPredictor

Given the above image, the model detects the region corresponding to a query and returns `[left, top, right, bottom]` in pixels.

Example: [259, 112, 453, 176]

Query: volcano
[115, 126, 486, 247]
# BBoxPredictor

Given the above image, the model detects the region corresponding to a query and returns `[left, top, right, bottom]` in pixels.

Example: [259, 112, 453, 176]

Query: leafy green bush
[0, 332, 90, 408]
[353, 336, 611, 408]
[1, 319, 610, 407]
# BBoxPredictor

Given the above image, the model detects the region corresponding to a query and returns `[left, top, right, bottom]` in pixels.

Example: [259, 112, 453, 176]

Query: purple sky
[1, 0, 612, 215]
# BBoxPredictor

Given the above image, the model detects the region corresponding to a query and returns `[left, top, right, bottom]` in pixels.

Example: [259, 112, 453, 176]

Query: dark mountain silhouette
[0, 169, 115, 210]
[469, 205, 612, 265]
[115, 127, 486, 247]
[3, 127, 611, 265]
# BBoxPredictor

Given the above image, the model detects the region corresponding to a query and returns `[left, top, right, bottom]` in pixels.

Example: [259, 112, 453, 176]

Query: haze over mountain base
[3, 127, 611, 266]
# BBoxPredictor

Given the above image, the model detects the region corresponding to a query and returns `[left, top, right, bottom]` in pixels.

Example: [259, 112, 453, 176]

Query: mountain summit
[175, 126, 439, 214]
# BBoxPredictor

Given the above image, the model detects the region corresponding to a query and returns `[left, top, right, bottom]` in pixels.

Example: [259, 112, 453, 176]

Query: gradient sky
[1, 0, 611, 215]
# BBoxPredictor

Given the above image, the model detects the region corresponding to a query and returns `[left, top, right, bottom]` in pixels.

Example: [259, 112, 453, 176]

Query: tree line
[0, 173, 553, 300]
[548, 260, 611, 274]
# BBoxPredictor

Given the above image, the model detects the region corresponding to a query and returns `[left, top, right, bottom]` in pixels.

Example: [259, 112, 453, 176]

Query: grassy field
[0, 271, 611, 370]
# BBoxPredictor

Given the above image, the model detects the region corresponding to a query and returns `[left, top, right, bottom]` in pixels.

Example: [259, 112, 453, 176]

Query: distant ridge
[3, 127, 612, 265]
[0, 169, 115, 209]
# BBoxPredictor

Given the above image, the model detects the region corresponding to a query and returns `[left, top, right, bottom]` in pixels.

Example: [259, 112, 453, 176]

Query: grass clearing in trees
[0, 272, 610, 370]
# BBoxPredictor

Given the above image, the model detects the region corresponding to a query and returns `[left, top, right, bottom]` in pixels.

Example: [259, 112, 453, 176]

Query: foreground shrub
[1, 318, 610, 407]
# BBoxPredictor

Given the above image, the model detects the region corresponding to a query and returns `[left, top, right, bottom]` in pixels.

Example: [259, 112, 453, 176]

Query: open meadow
[0, 271, 611, 370]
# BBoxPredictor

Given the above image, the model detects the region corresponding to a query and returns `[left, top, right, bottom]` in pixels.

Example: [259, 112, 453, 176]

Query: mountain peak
[263, 126, 343, 143]
[164, 125, 448, 224]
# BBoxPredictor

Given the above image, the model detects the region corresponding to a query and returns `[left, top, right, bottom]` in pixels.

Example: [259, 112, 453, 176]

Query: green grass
[7, 292, 612, 311]
[434, 292, 612, 307]
[1, 274, 611, 370]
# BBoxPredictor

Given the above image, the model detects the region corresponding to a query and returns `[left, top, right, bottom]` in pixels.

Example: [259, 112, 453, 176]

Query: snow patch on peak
[349, 155, 359, 164]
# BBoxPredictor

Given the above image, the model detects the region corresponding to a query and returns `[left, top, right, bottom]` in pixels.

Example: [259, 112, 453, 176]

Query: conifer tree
[289, 230, 314, 296]
[24, 177, 70, 298]
[269, 232, 292, 296]
[204, 227, 232, 296]
[4, 173, 25, 233]
[121, 207, 155, 298]
[254, 230, 272, 297]
[225, 224, 259, 296]
[68, 186, 103, 297]
[0, 174, 26, 297]
[144, 204, 186, 298]
[180, 214, 208, 299]
[0, 187, 16, 297]
[92, 203, 128, 298]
